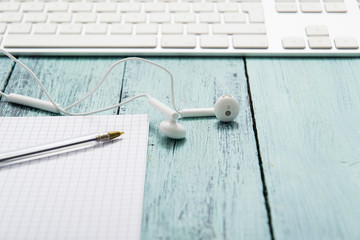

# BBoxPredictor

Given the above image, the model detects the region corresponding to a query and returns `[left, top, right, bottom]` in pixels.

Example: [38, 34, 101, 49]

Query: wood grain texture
[120, 57, 270, 239]
[0, 57, 124, 116]
[0, 58, 15, 100]
[246, 58, 360, 239]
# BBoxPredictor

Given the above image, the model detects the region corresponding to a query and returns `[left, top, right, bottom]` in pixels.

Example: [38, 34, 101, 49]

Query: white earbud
[148, 97, 186, 139]
[180, 95, 240, 122]
[159, 119, 186, 139]
[213, 95, 240, 122]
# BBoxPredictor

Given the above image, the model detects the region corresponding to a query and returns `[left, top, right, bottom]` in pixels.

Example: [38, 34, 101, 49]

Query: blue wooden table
[0, 56, 359, 239]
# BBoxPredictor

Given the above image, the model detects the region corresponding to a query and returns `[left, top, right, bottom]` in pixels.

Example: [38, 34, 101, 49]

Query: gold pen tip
[109, 131, 124, 140]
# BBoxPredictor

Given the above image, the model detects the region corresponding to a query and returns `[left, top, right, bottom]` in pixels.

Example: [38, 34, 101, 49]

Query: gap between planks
[243, 57, 275, 240]
[116, 61, 128, 115]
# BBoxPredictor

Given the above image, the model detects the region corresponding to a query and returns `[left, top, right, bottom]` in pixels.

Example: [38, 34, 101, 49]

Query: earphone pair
[0, 48, 240, 139]
[149, 95, 239, 139]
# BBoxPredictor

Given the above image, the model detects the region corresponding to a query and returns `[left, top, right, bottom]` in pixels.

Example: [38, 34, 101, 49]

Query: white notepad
[0, 115, 149, 240]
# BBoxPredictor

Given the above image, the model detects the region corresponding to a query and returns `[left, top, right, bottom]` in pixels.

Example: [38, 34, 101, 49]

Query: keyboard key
[246, 8, 265, 23]
[0, 24, 7, 34]
[59, 23, 82, 34]
[193, 3, 214, 12]
[224, 13, 246, 23]
[324, 3, 347, 13]
[199, 13, 221, 23]
[308, 37, 332, 49]
[85, 24, 108, 34]
[22, 2, 45, 12]
[96, 3, 117, 12]
[149, 13, 171, 23]
[187, 24, 209, 34]
[4, 35, 157, 48]
[242, 3, 263, 11]
[25, 13, 47, 23]
[144, 3, 166, 12]
[276, 3, 298, 12]
[50, 13, 72, 23]
[0, 13, 23, 23]
[305, 25, 329, 36]
[33, 23, 57, 34]
[175, 13, 196, 23]
[120, 3, 141, 12]
[8, 23, 32, 34]
[71, 3, 93, 12]
[300, 3, 322, 12]
[334, 37, 359, 49]
[200, 36, 228, 48]
[169, 3, 190, 12]
[47, 3, 69, 12]
[162, 35, 196, 48]
[217, 3, 238, 12]
[233, 35, 268, 49]
[99, 13, 121, 23]
[213, 24, 266, 34]
[75, 13, 97, 23]
[0, 2, 20, 11]
[111, 24, 133, 34]
[124, 13, 146, 23]
[162, 24, 183, 34]
[282, 37, 306, 49]
[136, 24, 158, 34]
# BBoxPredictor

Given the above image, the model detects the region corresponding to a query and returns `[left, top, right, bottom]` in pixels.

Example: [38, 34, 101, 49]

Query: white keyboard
[1, 0, 360, 55]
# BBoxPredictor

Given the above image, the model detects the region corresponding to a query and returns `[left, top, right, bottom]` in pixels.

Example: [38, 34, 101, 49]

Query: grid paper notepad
[0, 114, 149, 240]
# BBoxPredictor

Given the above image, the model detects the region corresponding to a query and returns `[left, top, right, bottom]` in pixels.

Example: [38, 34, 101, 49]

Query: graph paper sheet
[0, 115, 149, 240]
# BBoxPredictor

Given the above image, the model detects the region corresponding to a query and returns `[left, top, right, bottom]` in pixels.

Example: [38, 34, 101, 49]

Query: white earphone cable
[0, 48, 181, 116]
[64, 94, 150, 116]
[0, 90, 9, 98]
[0, 48, 68, 114]
[63, 57, 180, 114]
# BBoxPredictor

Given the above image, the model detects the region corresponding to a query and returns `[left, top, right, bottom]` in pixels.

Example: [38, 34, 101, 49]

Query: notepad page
[0, 115, 149, 240]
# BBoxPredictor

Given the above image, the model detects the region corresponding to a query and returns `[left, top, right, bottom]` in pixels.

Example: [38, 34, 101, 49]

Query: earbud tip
[214, 95, 240, 122]
[159, 119, 186, 139]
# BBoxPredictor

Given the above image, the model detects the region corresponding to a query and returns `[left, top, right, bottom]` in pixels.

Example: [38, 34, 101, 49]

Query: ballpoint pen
[0, 131, 124, 168]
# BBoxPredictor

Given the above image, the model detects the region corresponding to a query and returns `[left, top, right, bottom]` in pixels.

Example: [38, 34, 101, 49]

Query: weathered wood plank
[120, 57, 271, 239]
[0, 57, 124, 116]
[0, 57, 15, 98]
[246, 58, 360, 239]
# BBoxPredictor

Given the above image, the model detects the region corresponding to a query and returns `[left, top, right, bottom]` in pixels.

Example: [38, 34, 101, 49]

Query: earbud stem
[6, 93, 60, 113]
[180, 108, 215, 118]
[148, 97, 179, 120]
